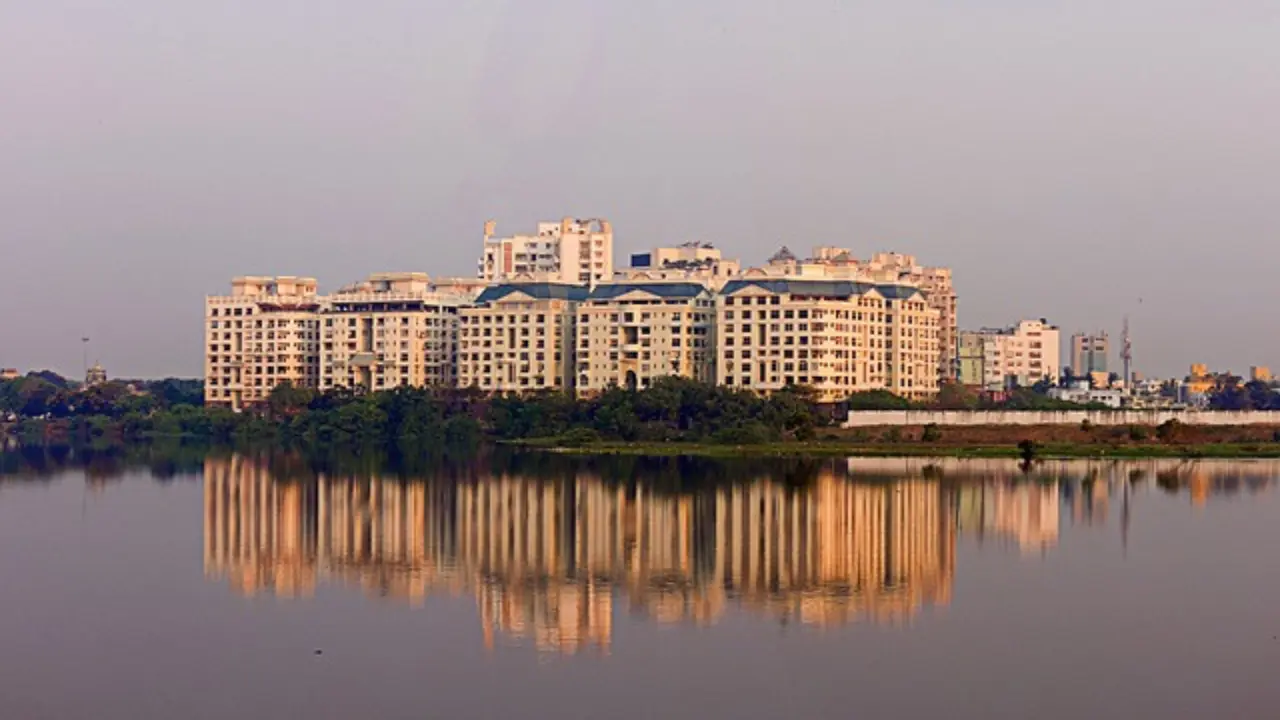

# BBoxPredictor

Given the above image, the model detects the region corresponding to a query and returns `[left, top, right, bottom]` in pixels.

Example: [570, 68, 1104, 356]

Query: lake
[1, 447, 1278, 719]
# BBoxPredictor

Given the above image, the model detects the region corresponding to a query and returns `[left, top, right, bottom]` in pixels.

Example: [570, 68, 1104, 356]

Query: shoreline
[505, 438, 1280, 459]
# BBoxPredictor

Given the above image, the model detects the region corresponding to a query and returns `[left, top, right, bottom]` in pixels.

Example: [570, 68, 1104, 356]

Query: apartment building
[1070, 333, 1110, 377]
[761, 247, 958, 384]
[319, 273, 465, 393]
[959, 320, 1061, 390]
[575, 281, 715, 395]
[479, 217, 613, 285]
[205, 276, 321, 409]
[622, 243, 741, 289]
[716, 275, 941, 403]
[457, 283, 588, 393]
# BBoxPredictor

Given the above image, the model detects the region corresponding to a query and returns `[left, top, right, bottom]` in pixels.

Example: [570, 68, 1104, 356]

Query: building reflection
[203, 457, 957, 653]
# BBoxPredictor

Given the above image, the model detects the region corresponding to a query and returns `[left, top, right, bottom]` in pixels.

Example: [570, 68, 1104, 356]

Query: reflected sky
[1, 452, 1278, 719]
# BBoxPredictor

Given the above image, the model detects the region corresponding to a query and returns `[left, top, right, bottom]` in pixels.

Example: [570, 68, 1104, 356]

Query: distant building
[0, 369, 18, 381]
[1048, 384, 1123, 408]
[576, 280, 716, 396]
[479, 218, 613, 285]
[956, 333, 986, 387]
[319, 273, 465, 393]
[1251, 366, 1272, 383]
[85, 363, 107, 388]
[622, 243, 740, 288]
[1070, 333, 1109, 376]
[457, 282, 589, 393]
[205, 276, 321, 410]
[959, 319, 1061, 391]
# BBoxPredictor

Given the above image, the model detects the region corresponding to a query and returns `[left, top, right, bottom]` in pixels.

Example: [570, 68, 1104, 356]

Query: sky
[2, 0, 1278, 380]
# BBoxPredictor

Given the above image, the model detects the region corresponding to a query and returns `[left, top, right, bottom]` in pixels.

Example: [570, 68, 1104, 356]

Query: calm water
[1, 449, 1278, 719]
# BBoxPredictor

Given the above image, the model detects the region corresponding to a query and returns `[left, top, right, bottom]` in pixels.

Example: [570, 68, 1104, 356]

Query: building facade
[576, 281, 715, 395]
[758, 247, 957, 385]
[1070, 333, 1110, 377]
[961, 319, 1061, 390]
[479, 218, 613, 285]
[715, 276, 941, 403]
[205, 276, 321, 409]
[457, 283, 589, 393]
[319, 273, 465, 393]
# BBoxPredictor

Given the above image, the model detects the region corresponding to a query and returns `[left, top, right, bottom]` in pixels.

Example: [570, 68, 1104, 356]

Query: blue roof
[474, 283, 589, 304]
[719, 278, 923, 301]
[874, 284, 924, 300]
[588, 282, 707, 301]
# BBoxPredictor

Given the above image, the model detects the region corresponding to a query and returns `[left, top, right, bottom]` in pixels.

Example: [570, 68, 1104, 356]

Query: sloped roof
[720, 278, 875, 298]
[474, 283, 589, 304]
[719, 278, 925, 301]
[588, 282, 707, 301]
[874, 284, 924, 300]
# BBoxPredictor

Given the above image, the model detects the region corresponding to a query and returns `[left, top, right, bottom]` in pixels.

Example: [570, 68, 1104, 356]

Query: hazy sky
[2, 0, 1278, 379]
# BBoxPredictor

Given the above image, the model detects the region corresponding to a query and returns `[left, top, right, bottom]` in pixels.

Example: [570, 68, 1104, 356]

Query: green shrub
[921, 424, 942, 443]
[1128, 425, 1150, 442]
[558, 427, 602, 447]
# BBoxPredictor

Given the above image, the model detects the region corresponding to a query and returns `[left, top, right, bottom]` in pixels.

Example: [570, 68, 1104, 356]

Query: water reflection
[203, 455, 956, 653]
[3, 446, 1276, 659]
[195, 453, 1280, 655]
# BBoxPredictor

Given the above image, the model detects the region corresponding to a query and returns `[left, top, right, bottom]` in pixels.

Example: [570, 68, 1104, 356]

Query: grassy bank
[506, 437, 1280, 459]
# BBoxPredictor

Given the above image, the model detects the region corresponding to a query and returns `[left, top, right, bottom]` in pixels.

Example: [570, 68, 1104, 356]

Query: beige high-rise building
[479, 217, 613, 285]
[576, 280, 716, 395]
[458, 283, 588, 393]
[205, 276, 321, 409]
[716, 274, 941, 403]
[319, 273, 465, 392]
[761, 247, 957, 384]
[960, 319, 1061, 390]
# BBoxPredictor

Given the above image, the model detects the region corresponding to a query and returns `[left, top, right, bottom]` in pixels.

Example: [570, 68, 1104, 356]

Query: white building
[205, 276, 321, 409]
[960, 319, 1061, 390]
[576, 280, 716, 395]
[716, 275, 941, 403]
[479, 218, 613, 285]
[1048, 383, 1124, 408]
[319, 273, 465, 393]
[457, 282, 589, 393]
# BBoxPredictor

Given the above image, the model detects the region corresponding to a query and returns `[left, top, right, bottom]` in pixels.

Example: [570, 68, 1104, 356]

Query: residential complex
[479, 218, 614, 285]
[319, 273, 465, 393]
[205, 220, 963, 405]
[205, 276, 321, 409]
[1070, 333, 1109, 377]
[457, 283, 587, 393]
[576, 281, 715, 395]
[958, 319, 1061, 390]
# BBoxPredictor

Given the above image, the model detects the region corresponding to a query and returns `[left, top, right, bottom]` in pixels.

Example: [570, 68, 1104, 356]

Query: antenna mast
[1121, 316, 1132, 389]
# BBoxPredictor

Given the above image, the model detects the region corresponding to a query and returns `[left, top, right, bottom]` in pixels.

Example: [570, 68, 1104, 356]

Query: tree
[847, 390, 913, 410]
[932, 381, 978, 410]
[267, 382, 317, 418]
